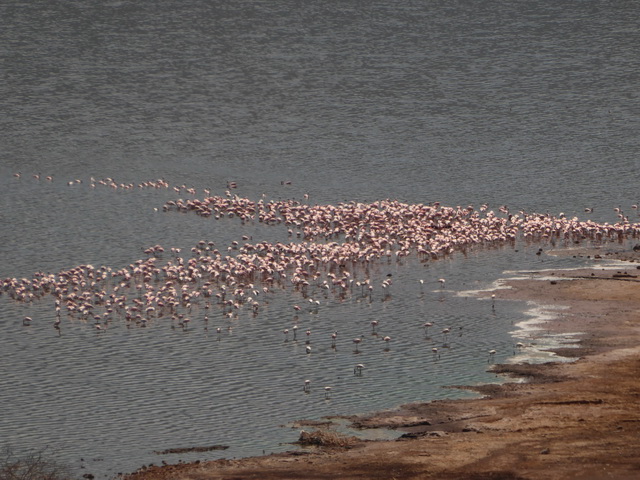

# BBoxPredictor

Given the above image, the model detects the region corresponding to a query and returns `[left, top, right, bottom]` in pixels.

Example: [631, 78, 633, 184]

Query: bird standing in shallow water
[423, 322, 433, 336]
[441, 327, 450, 344]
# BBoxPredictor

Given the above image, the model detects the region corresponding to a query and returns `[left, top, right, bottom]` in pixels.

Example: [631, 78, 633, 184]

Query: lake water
[1, 1, 639, 478]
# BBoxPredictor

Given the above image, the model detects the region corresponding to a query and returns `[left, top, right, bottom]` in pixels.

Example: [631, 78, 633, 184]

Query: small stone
[540, 448, 550, 455]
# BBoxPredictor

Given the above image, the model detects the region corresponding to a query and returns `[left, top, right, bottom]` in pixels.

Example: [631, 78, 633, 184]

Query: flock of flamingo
[3, 173, 640, 395]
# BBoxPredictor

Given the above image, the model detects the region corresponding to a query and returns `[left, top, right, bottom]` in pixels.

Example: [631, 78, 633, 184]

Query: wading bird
[488, 349, 496, 363]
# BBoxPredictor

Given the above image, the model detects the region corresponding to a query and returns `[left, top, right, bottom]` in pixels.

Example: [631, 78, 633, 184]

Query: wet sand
[122, 251, 640, 480]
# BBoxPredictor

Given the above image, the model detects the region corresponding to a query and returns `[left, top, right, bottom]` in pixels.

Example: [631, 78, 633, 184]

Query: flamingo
[303, 379, 311, 392]
[324, 386, 332, 399]
[441, 327, 451, 344]
[488, 349, 497, 363]
[353, 337, 362, 352]
[354, 363, 365, 375]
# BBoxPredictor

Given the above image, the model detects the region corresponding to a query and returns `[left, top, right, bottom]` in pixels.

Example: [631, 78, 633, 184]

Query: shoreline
[123, 252, 640, 480]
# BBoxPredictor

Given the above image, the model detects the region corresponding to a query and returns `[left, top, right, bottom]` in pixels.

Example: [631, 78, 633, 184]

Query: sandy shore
[123, 250, 640, 480]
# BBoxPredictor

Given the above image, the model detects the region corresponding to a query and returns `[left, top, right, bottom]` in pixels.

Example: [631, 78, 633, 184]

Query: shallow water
[1, 1, 639, 478]
[0, 190, 614, 478]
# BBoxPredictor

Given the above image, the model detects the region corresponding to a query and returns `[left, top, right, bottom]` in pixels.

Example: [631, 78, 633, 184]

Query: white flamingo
[441, 327, 451, 344]
[488, 349, 497, 363]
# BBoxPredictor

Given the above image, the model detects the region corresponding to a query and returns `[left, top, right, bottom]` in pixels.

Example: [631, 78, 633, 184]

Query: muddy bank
[122, 254, 640, 480]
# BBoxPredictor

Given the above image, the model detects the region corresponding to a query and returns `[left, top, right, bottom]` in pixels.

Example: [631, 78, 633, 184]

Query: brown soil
[122, 252, 640, 480]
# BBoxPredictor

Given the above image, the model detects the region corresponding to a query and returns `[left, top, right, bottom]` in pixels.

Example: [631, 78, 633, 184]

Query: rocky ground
[122, 249, 640, 480]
